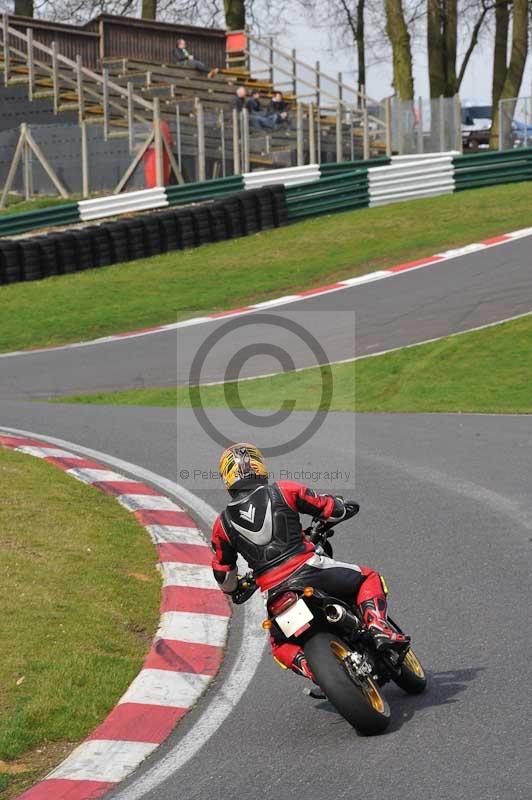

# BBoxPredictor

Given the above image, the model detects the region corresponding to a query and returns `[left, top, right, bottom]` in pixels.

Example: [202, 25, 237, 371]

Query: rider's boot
[357, 570, 410, 652]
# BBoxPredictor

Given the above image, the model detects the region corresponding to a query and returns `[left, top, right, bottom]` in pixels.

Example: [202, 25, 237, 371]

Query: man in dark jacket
[176, 37, 218, 78]
[246, 89, 275, 131]
[268, 91, 290, 127]
[230, 85, 247, 112]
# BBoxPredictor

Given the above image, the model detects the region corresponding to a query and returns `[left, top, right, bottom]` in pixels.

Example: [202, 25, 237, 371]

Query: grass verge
[1, 182, 532, 353]
[56, 314, 532, 414]
[0, 447, 160, 799]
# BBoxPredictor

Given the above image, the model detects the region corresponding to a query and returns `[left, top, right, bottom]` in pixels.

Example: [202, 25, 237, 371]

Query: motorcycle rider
[211, 443, 409, 684]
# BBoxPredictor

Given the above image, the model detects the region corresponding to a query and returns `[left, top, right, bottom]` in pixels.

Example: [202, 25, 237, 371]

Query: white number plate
[275, 599, 314, 638]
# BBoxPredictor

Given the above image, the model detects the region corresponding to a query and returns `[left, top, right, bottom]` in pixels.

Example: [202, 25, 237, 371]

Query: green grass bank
[1, 182, 532, 354]
[0, 447, 160, 798]
[57, 314, 532, 415]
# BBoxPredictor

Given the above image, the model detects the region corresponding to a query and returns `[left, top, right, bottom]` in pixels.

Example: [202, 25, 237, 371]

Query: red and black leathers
[211, 480, 345, 593]
[211, 479, 407, 679]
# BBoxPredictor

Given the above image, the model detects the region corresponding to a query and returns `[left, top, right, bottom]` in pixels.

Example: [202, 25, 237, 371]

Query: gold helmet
[218, 442, 268, 491]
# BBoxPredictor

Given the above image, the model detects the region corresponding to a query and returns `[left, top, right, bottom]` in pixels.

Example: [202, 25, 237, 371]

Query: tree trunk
[141, 0, 157, 20]
[491, 0, 529, 148]
[443, 0, 457, 95]
[14, 0, 34, 16]
[356, 0, 366, 105]
[385, 0, 414, 100]
[492, 0, 509, 113]
[224, 0, 246, 30]
[427, 0, 445, 98]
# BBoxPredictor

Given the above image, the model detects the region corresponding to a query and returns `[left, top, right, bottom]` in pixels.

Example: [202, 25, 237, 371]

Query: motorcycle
[233, 515, 427, 735]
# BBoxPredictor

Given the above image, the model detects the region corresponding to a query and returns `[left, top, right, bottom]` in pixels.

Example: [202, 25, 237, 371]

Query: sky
[271, 9, 532, 106]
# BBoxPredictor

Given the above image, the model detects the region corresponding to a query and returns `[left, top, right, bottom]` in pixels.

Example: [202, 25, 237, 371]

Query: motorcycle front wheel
[386, 618, 427, 695]
[304, 632, 390, 735]
[393, 648, 427, 694]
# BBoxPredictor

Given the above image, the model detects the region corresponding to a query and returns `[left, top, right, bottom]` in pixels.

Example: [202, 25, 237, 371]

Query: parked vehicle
[461, 106, 492, 151]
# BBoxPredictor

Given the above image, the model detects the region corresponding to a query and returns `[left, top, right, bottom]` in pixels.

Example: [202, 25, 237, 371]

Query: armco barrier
[285, 170, 369, 221]
[453, 147, 532, 191]
[0, 186, 288, 286]
[165, 175, 244, 205]
[3, 148, 532, 241]
[368, 154, 455, 206]
[79, 188, 168, 222]
[243, 164, 320, 189]
[319, 156, 391, 175]
[0, 202, 80, 237]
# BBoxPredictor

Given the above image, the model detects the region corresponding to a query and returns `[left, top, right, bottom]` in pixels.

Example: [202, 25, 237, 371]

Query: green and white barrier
[2, 148, 532, 239]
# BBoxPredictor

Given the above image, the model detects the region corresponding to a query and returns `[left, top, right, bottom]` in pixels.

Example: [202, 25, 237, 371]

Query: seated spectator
[230, 85, 247, 113]
[246, 89, 275, 131]
[268, 91, 290, 128]
[176, 38, 219, 78]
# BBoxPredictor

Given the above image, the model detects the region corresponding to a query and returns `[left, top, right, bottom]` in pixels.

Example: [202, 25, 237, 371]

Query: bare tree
[142, 0, 157, 19]
[490, 0, 529, 146]
[427, 0, 495, 98]
[224, 0, 244, 28]
[14, 0, 34, 14]
[385, 0, 414, 99]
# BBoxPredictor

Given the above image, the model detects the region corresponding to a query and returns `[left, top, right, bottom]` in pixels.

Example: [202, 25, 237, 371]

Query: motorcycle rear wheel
[304, 632, 390, 735]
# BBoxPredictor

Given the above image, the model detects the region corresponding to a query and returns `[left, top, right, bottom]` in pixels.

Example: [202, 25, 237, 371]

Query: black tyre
[19, 239, 43, 281]
[392, 648, 427, 695]
[159, 212, 180, 252]
[191, 207, 213, 245]
[269, 184, 289, 226]
[55, 232, 77, 274]
[141, 215, 163, 256]
[207, 203, 229, 242]
[124, 220, 147, 261]
[251, 189, 274, 231]
[36, 235, 60, 278]
[174, 210, 196, 249]
[0, 241, 23, 284]
[106, 221, 130, 263]
[71, 229, 96, 272]
[92, 227, 113, 267]
[221, 197, 244, 238]
[234, 191, 260, 235]
[304, 632, 391, 735]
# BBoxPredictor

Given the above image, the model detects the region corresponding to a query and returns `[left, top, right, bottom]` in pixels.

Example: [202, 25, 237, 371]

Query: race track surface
[1, 403, 531, 800]
[1, 234, 531, 399]
[1, 233, 532, 800]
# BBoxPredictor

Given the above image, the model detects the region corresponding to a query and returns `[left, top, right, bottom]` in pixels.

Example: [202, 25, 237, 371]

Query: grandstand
[0, 13, 391, 192]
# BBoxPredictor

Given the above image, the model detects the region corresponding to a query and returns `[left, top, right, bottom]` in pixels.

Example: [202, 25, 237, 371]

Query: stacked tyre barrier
[285, 170, 369, 221]
[0, 186, 288, 285]
[453, 147, 532, 191]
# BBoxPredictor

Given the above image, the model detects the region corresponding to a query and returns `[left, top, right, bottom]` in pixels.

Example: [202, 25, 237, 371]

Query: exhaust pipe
[325, 604, 347, 623]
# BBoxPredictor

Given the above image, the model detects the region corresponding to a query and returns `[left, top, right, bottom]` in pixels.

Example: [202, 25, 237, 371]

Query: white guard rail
[368, 154, 456, 207]
[79, 188, 168, 222]
[243, 164, 320, 189]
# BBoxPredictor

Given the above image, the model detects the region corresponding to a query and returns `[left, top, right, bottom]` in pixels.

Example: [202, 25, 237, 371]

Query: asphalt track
[1, 233, 531, 399]
[1, 235, 532, 800]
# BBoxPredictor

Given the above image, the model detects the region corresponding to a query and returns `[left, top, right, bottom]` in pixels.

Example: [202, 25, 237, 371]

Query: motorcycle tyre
[304, 632, 390, 735]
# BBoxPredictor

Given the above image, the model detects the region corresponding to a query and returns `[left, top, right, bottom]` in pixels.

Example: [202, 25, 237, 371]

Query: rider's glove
[328, 496, 360, 525]
[231, 575, 257, 605]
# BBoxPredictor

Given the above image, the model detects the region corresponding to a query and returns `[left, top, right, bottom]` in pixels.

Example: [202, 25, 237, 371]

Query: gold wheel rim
[362, 678, 385, 713]
[403, 649, 425, 678]
[330, 640, 350, 661]
[330, 641, 386, 715]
